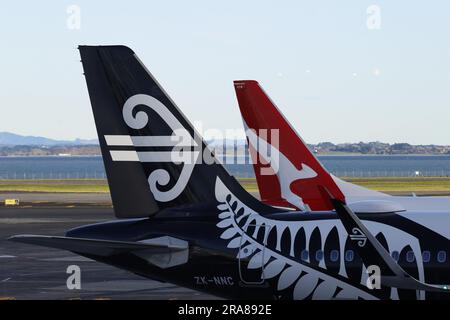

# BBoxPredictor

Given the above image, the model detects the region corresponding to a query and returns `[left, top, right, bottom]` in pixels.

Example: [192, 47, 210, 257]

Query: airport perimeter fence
[1, 170, 450, 180]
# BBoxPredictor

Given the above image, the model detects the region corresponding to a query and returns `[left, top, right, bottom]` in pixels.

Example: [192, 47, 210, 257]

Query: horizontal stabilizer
[9, 235, 189, 268]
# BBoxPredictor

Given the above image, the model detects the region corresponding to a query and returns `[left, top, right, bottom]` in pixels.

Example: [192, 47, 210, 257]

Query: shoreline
[1, 153, 450, 158]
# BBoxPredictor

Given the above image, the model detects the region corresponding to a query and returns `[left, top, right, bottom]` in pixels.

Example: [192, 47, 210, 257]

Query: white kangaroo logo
[245, 124, 317, 210]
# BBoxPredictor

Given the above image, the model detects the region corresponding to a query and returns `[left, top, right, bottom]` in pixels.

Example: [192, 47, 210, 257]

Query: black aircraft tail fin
[79, 45, 275, 218]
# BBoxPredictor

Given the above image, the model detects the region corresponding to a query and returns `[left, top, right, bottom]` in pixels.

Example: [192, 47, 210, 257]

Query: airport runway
[0, 206, 216, 300]
[0, 191, 260, 204]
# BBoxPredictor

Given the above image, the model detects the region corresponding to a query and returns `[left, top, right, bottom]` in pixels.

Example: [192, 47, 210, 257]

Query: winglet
[331, 201, 450, 293]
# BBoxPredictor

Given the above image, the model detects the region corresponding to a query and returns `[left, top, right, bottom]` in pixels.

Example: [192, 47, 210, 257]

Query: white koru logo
[105, 94, 200, 202]
[349, 228, 367, 247]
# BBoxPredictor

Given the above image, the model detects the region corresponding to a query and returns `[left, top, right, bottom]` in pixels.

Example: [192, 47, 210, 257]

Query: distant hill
[0, 132, 98, 146]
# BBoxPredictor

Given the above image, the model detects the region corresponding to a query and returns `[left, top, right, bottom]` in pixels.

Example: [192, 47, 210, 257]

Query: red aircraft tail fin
[233, 80, 345, 211]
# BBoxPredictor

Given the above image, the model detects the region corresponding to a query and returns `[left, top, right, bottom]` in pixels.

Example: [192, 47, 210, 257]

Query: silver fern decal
[214, 177, 425, 300]
[215, 177, 377, 300]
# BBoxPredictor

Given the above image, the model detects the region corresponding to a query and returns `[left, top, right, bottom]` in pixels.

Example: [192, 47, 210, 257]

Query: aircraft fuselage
[66, 208, 450, 300]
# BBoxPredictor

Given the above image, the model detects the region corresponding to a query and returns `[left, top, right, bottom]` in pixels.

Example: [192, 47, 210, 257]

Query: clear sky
[1, 1, 449, 144]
